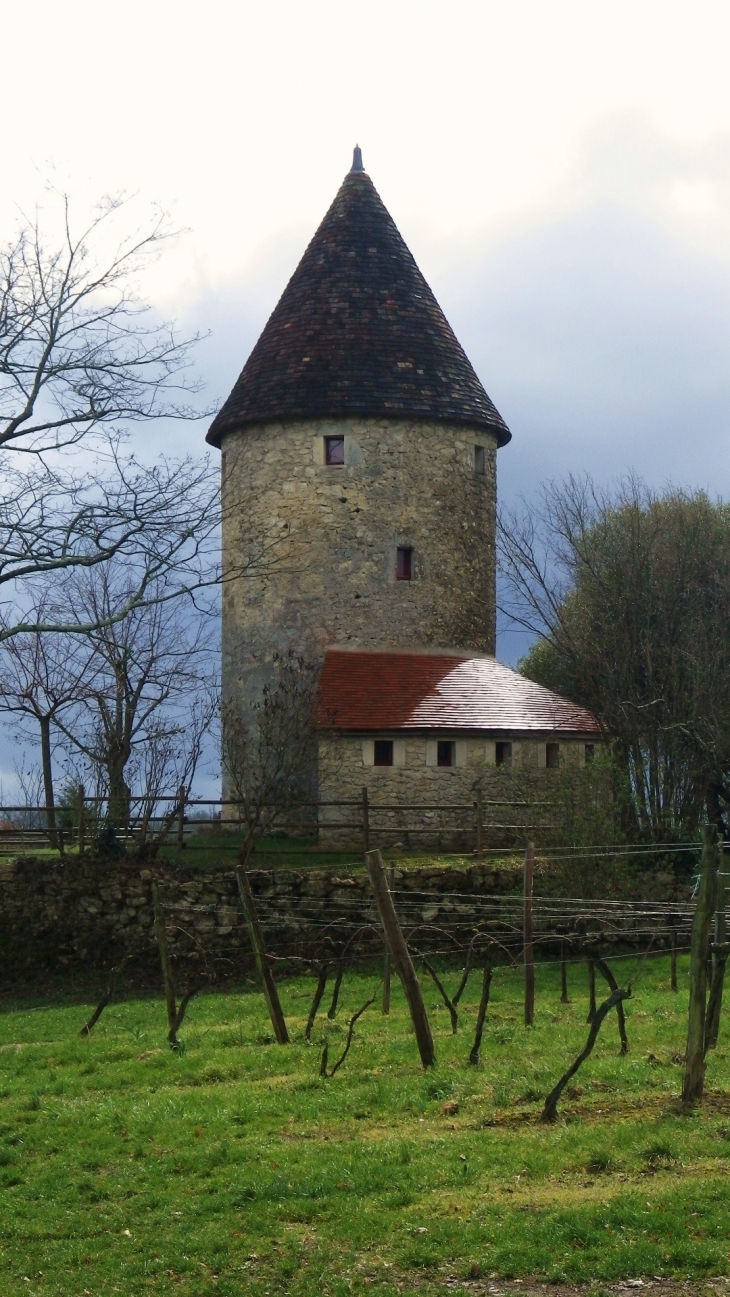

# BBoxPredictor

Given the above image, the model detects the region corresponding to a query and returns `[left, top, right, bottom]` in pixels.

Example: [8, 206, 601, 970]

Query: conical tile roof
[207, 155, 511, 447]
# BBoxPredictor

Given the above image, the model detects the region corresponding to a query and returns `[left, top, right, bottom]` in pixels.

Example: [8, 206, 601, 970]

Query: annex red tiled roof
[207, 154, 510, 448]
[314, 649, 600, 735]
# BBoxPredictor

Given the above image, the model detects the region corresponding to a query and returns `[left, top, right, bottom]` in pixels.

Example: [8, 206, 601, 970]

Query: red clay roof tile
[314, 649, 600, 735]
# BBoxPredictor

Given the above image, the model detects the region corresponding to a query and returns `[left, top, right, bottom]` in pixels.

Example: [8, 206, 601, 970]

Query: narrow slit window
[546, 742, 560, 769]
[437, 740, 454, 768]
[324, 435, 345, 465]
[584, 743, 595, 765]
[396, 547, 412, 580]
[374, 740, 394, 767]
[495, 741, 512, 768]
[475, 445, 486, 476]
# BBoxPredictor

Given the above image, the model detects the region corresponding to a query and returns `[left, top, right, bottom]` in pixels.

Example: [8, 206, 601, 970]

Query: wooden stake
[586, 959, 597, 1023]
[682, 826, 719, 1106]
[235, 865, 289, 1045]
[524, 841, 535, 1027]
[176, 785, 186, 851]
[152, 880, 178, 1043]
[705, 854, 728, 1051]
[77, 784, 86, 856]
[382, 858, 394, 1015]
[361, 786, 370, 855]
[366, 848, 435, 1068]
[560, 940, 569, 1003]
[475, 789, 483, 863]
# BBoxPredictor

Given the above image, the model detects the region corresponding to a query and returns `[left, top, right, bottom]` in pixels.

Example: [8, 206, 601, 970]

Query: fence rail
[0, 784, 666, 860]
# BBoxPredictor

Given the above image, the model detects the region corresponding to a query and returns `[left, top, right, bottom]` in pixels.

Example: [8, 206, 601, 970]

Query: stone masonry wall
[221, 417, 498, 738]
[0, 854, 522, 988]
[0, 852, 688, 991]
[318, 733, 594, 848]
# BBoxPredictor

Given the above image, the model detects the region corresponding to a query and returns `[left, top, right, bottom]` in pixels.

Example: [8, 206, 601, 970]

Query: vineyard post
[176, 786, 186, 851]
[524, 840, 535, 1027]
[560, 940, 569, 1003]
[587, 959, 597, 1023]
[361, 786, 370, 855]
[475, 789, 483, 863]
[152, 880, 178, 1039]
[366, 848, 435, 1067]
[705, 848, 727, 1052]
[77, 784, 86, 856]
[682, 826, 719, 1105]
[235, 866, 290, 1045]
[382, 858, 394, 1015]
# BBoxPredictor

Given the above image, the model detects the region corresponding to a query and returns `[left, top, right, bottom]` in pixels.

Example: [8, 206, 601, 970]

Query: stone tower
[207, 149, 511, 716]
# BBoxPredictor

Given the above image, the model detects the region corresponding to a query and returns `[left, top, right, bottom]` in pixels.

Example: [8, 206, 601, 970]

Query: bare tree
[0, 611, 99, 845]
[1, 192, 200, 456]
[0, 192, 290, 639]
[51, 563, 216, 825]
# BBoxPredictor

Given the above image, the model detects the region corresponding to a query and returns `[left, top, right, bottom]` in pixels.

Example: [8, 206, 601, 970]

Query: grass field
[0, 955, 728, 1296]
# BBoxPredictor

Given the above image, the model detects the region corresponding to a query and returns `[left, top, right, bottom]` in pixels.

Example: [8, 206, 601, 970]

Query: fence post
[77, 784, 86, 856]
[176, 785, 186, 851]
[475, 788, 483, 863]
[366, 848, 435, 1068]
[235, 865, 289, 1045]
[682, 826, 719, 1106]
[361, 786, 370, 856]
[524, 840, 535, 1027]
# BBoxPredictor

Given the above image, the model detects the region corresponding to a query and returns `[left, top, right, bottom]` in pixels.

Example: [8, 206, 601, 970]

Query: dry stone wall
[0, 854, 519, 987]
[0, 851, 687, 990]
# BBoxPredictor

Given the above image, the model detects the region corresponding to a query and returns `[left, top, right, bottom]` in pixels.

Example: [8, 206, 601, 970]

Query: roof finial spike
[350, 144, 364, 173]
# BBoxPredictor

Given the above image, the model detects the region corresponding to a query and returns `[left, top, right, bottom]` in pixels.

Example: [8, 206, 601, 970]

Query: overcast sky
[3, 0, 730, 789]
[6, 0, 730, 502]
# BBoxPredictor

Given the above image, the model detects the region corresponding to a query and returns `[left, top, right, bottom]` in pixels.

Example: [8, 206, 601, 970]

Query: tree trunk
[107, 764, 131, 828]
[682, 826, 719, 1106]
[38, 715, 59, 851]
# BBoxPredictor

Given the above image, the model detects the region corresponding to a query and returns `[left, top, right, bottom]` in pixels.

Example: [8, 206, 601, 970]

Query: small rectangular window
[324, 435, 345, 465]
[495, 741, 512, 768]
[437, 740, 454, 767]
[374, 740, 394, 767]
[475, 445, 486, 476]
[584, 743, 595, 765]
[396, 547, 412, 580]
[546, 742, 560, 769]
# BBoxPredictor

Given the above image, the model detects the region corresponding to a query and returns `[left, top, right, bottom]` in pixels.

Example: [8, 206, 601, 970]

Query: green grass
[0, 956, 728, 1295]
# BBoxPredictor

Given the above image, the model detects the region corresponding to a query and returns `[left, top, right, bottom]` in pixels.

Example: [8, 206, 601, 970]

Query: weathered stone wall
[221, 417, 498, 733]
[318, 733, 595, 848]
[0, 853, 689, 990]
[0, 854, 521, 987]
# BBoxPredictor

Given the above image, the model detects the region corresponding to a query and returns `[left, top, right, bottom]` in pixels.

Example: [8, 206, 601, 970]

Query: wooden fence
[0, 786, 559, 857]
